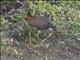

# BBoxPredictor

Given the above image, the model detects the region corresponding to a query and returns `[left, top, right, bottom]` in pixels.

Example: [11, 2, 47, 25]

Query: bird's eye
[24, 16, 28, 20]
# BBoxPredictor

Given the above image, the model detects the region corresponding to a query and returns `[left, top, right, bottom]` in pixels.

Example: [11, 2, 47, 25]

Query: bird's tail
[49, 23, 57, 31]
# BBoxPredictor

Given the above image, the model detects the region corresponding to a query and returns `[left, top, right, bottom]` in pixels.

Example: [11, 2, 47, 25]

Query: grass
[1, 1, 80, 60]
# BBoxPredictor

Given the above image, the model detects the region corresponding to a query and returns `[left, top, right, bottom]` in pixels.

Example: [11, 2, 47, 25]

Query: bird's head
[25, 11, 32, 20]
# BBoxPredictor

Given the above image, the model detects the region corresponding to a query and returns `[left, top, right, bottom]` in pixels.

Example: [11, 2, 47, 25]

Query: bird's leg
[42, 31, 53, 43]
[28, 32, 32, 45]
[36, 31, 42, 46]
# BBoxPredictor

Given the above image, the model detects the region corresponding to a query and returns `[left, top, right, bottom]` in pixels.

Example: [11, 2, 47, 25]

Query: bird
[25, 11, 56, 45]
[25, 11, 56, 30]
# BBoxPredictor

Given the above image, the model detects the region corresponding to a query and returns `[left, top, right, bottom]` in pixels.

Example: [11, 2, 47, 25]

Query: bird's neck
[27, 16, 32, 20]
